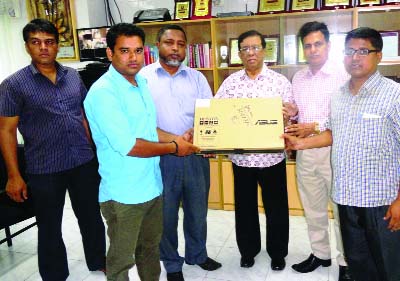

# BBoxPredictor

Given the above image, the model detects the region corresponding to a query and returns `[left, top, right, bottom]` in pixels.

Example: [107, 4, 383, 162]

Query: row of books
[185, 43, 213, 68]
[143, 43, 213, 68]
[143, 45, 159, 66]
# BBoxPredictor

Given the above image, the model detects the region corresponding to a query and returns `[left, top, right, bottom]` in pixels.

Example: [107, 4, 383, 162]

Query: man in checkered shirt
[284, 27, 400, 281]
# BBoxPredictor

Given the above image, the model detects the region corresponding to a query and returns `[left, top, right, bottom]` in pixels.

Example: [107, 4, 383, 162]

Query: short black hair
[156, 24, 187, 42]
[23, 18, 59, 43]
[237, 30, 266, 50]
[345, 27, 383, 51]
[106, 23, 145, 52]
[298, 21, 330, 44]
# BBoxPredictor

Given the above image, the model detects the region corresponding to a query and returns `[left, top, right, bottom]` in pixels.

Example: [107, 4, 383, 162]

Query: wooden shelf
[138, 8, 400, 212]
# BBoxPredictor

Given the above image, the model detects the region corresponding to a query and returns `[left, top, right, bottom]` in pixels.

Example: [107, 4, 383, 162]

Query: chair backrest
[0, 145, 26, 191]
[0, 146, 33, 229]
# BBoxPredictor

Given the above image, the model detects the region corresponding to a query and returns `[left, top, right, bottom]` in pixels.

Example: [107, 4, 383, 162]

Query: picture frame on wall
[263, 35, 279, 65]
[385, 0, 400, 4]
[174, 0, 191, 20]
[297, 38, 307, 64]
[27, 0, 78, 61]
[290, 0, 318, 11]
[229, 38, 242, 66]
[329, 33, 347, 60]
[283, 34, 296, 64]
[321, 0, 353, 9]
[357, 0, 382, 6]
[380, 31, 400, 58]
[191, 0, 212, 19]
[258, 0, 287, 14]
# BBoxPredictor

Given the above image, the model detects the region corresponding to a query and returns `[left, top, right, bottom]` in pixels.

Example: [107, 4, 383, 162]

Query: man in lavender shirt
[140, 24, 221, 281]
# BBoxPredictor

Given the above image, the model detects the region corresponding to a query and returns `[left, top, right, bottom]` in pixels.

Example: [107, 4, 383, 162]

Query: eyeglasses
[343, 48, 379, 57]
[28, 39, 57, 46]
[239, 45, 264, 54]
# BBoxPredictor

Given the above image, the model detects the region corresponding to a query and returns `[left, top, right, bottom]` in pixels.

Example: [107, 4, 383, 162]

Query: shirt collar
[29, 61, 67, 81]
[108, 64, 145, 90]
[343, 71, 381, 96]
[239, 64, 269, 80]
[305, 59, 336, 77]
[154, 60, 188, 76]
[359, 70, 381, 92]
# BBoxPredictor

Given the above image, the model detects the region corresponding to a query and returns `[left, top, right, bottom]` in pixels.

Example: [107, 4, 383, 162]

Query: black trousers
[232, 160, 289, 260]
[338, 205, 400, 281]
[28, 158, 106, 281]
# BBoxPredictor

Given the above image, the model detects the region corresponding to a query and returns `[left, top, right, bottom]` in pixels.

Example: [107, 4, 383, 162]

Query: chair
[0, 146, 36, 246]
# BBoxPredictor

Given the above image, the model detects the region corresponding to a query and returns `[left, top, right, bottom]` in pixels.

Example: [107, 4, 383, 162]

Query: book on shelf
[185, 42, 212, 68]
[144, 45, 159, 66]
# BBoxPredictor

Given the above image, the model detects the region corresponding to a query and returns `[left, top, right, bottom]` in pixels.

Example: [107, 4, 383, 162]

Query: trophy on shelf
[220, 45, 228, 67]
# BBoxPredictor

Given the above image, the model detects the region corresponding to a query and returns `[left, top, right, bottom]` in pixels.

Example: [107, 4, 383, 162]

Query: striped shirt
[214, 65, 293, 168]
[0, 63, 94, 174]
[292, 60, 349, 132]
[329, 71, 400, 207]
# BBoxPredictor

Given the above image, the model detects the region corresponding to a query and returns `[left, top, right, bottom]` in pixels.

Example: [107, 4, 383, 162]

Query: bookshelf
[137, 19, 214, 91]
[138, 6, 400, 213]
[138, 6, 400, 94]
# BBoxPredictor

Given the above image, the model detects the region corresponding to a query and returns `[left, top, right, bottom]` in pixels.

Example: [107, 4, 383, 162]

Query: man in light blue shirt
[140, 25, 221, 281]
[84, 23, 199, 281]
[284, 27, 400, 281]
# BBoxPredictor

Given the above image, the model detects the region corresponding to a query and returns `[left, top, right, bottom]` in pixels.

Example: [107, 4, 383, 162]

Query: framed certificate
[297, 38, 306, 64]
[258, 0, 287, 13]
[175, 1, 191, 20]
[263, 36, 279, 65]
[380, 31, 400, 58]
[191, 0, 212, 19]
[357, 0, 381, 5]
[321, 0, 353, 9]
[329, 33, 347, 61]
[290, 0, 318, 11]
[283, 34, 296, 64]
[229, 38, 242, 66]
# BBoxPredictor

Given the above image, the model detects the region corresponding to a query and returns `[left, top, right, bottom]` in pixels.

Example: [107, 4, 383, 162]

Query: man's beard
[161, 55, 182, 67]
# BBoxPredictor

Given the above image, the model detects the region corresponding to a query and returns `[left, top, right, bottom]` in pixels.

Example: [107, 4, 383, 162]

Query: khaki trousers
[296, 147, 346, 265]
[100, 196, 163, 281]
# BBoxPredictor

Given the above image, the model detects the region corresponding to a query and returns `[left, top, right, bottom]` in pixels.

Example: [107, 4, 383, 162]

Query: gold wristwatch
[314, 122, 321, 134]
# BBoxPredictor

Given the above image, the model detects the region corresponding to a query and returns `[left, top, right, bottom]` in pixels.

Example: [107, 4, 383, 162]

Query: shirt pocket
[358, 116, 385, 151]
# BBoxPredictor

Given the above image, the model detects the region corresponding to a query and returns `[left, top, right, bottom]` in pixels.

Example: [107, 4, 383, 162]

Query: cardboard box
[193, 97, 284, 153]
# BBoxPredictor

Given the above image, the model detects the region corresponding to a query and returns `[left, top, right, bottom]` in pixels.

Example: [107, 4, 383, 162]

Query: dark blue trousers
[159, 154, 210, 273]
[28, 159, 106, 281]
[338, 204, 400, 281]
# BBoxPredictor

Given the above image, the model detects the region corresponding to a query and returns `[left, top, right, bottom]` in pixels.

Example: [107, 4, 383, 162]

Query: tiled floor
[1, 195, 341, 281]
